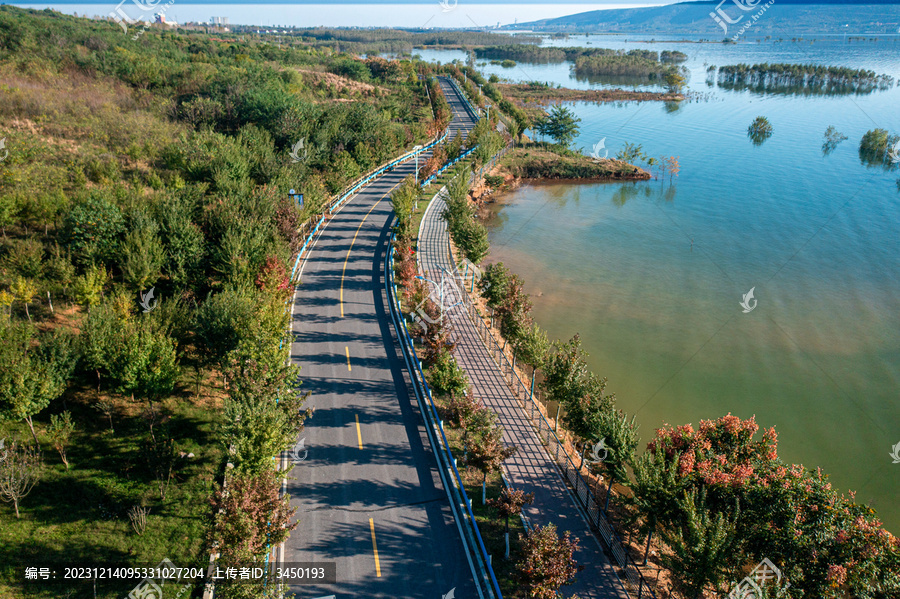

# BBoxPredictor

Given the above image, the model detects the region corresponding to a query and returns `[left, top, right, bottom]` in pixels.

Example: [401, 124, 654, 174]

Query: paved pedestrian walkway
[417, 189, 630, 599]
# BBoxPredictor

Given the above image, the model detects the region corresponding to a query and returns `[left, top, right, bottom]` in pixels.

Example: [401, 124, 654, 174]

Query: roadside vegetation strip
[415, 170, 638, 599]
[386, 230, 501, 599]
[0, 9, 455, 599]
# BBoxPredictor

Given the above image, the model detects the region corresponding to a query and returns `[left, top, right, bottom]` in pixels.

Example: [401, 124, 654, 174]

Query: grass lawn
[0, 356, 224, 599]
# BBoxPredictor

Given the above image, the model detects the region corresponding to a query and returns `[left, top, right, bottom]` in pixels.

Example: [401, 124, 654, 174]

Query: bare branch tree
[0, 441, 43, 518]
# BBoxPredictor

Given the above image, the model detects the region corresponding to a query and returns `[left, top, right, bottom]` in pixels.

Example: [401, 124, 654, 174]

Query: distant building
[211, 16, 228, 26]
[155, 13, 165, 24]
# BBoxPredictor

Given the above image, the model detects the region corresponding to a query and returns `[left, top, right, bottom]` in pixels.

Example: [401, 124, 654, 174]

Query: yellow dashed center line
[345, 346, 352, 371]
[355, 413, 363, 450]
[339, 179, 405, 317]
[369, 518, 382, 577]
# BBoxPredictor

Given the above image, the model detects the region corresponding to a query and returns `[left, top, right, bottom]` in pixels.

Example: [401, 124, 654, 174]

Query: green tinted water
[483, 38, 900, 531]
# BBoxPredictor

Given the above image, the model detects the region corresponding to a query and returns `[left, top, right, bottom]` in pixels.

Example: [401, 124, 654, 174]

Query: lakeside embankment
[468, 144, 650, 204]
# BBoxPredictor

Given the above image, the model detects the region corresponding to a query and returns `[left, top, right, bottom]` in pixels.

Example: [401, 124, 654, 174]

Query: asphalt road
[281, 77, 481, 599]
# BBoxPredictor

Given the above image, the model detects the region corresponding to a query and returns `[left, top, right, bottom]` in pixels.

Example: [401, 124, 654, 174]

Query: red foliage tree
[516, 523, 582, 599]
[208, 470, 297, 563]
[638, 414, 900, 597]
[255, 255, 292, 301]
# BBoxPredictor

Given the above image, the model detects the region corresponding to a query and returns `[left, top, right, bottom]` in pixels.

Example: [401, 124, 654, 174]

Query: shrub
[62, 192, 125, 264]
[428, 349, 468, 398]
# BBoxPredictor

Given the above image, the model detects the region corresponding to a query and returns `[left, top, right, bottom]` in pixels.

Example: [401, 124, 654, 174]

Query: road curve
[280, 77, 481, 599]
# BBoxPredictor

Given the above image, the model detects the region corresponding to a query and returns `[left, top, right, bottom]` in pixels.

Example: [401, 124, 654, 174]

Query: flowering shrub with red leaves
[255, 255, 292, 301]
[634, 414, 900, 598]
[516, 523, 582, 599]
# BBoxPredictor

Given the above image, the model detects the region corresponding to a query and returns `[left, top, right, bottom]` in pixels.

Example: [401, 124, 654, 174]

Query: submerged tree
[822, 125, 848, 156]
[858, 128, 900, 169]
[748, 116, 773, 146]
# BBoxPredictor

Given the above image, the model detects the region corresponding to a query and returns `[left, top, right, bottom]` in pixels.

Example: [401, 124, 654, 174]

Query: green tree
[107, 318, 180, 401]
[80, 302, 118, 391]
[541, 335, 595, 422]
[822, 125, 848, 156]
[626, 445, 682, 564]
[536, 104, 581, 149]
[748, 116, 774, 146]
[513, 322, 550, 373]
[464, 408, 517, 504]
[390, 175, 419, 239]
[72, 264, 109, 307]
[590, 409, 639, 485]
[121, 213, 165, 292]
[660, 489, 741, 599]
[157, 193, 206, 289]
[10, 276, 37, 322]
[79, 304, 179, 400]
[195, 287, 258, 366]
[428, 348, 468, 398]
[47, 411, 75, 471]
[480, 262, 512, 308]
[0, 322, 67, 444]
[62, 193, 125, 264]
[664, 68, 686, 93]
[859, 128, 900, 168]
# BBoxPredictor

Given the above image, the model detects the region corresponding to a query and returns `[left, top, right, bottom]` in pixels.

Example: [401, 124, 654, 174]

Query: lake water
[457, 38, 900, 531]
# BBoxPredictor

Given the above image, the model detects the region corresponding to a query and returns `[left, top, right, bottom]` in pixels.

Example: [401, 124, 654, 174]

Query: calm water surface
[477, 39, 900, 531]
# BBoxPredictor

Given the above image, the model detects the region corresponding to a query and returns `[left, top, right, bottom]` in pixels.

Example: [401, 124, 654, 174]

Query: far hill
[503, 0, 900, 35]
